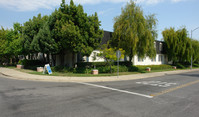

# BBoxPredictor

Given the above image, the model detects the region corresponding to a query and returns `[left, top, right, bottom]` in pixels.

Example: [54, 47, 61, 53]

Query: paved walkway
[0, 67, 198, 82]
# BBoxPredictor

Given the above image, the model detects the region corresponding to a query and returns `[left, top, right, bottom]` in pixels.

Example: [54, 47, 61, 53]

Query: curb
[0, 67, 198, 83]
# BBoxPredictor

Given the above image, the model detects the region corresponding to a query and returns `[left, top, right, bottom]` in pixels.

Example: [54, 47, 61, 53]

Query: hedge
[77, 61, 132, 68]
[135, 65, 173, 71]
[18, 59, 43, 69]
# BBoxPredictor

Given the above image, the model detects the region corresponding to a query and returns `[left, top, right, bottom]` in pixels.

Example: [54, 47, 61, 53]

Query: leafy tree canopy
[112, 0, 157, 62]
[49, 0, 103, 56]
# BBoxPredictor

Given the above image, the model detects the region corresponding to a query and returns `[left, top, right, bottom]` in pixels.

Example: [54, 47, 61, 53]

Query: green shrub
[97, 66, 110, 73]
[18, 59, 43, 66]
[114, 61, 132, 67]
[73, 67, 92, 74]
[136, 65, 173, 71]
[193, 63, 199, 67]
[97, 65, 128, 73]
[77, 61, 132, 68]
[77, 62, 108, 68]
[18, 59, 43, 70]
[176, 63, 186, 69]
[128, 66, 139, 72]
[51, 66, 74, 73]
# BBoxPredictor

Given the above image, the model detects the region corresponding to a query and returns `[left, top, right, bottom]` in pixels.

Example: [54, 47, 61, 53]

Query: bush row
[135, 65, 173, 71]
[76, 61, 132, 68]
[18, 59, 44, 70]
[51, 64, 174, 73]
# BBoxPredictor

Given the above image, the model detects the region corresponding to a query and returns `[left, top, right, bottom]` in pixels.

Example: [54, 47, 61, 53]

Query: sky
[0, 0, 199, 40]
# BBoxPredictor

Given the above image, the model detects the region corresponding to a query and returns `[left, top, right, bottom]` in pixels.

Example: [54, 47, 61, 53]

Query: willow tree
[162, 27, 179, 64]
[191, 39, 199, 63]
[176, 28, 189, 62]
[112, 0, 157, 62]
[163, 27, 191, 64]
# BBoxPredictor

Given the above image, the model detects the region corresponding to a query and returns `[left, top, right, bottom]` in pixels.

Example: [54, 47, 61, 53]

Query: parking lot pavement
[79, 71, 199, 98]
[1, 71, 199, 117]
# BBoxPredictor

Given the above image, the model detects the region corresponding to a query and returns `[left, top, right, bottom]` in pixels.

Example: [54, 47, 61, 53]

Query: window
[86, 56, 89, 62]
[138, 57, 144, 62]
[159, 43, 163, 51]
[158, 55, 164, 62]
[151, 57, 156, 62]
[161, 55, 164, 62]
[154, 42, 156, 48]
[158, 55, 161, 62]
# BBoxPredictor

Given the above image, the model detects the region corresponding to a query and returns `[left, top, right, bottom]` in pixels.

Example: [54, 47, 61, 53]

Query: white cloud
[0, 0, 187, 11]
[0, 0, 61, 11]
[171, 0, 185, 3]
[98, 8, 114, 15]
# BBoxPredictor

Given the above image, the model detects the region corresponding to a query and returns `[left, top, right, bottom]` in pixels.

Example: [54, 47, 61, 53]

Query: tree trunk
[51, 54, 56, 66]
[129, 55, 133, 63]
[110, 64, 112, 73]
[47, 54, 50, 63]
[43, 53, 46, 63]
[72, 52, 76, 68]
[60, 50, 65, 66]
[10, 58, 13, 65]
[129, 49, 133, 63]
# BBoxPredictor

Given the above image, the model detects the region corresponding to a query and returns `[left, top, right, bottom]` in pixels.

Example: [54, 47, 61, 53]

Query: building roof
[101, 30, 112, 45]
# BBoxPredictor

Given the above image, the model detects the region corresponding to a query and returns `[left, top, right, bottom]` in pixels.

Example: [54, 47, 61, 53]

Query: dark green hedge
[18, 59, 43, 69]
[52, 64, 174, 73]
[136, 65, 173, 71]
[77, 61, 132, 68]
[51, 66, 74, 73]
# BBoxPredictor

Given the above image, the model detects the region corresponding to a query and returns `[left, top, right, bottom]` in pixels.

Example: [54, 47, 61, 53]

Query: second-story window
[159, 43, 163, 51]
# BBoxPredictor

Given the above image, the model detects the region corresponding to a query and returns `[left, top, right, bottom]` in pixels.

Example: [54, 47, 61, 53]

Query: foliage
[112, 0, 157, 62]
[51, 66, 74, 73]
[135, 65, 173, 71]
[49, 0, 103, 56]
[18, 59, 43, 66]
[22, 14, 48, 55]
[191, 39, 199, 62]
[0, 23, 23, 64]
[30, 22, 58, 54]
[98, 44, 125, 64]
[162, 27, 193, 64]
[77, 61, 132, 68]
[97, 44, 125, 73]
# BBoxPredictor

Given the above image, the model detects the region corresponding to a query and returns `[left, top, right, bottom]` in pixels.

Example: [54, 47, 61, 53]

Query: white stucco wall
[133, 54, 168, 65]
[83, 50, 168, 66]
[83, 50, 105, 62]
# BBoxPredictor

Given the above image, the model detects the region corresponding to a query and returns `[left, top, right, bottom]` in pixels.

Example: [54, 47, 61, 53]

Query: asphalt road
[1, 71, 199, 117]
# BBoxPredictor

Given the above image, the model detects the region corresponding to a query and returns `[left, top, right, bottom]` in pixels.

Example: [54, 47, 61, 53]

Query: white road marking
[136, 81, 177, 88]
[75, 82, 153, 98]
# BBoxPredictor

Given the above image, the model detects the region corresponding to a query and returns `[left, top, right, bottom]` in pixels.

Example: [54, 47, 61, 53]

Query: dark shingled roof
[100, 31, 112, 45]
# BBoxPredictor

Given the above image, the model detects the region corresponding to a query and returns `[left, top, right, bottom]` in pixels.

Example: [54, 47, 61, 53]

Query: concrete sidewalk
[0, 67, 198, 82]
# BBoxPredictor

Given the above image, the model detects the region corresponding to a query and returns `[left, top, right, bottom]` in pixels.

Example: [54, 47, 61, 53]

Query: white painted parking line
[75, 82, 153, 98]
